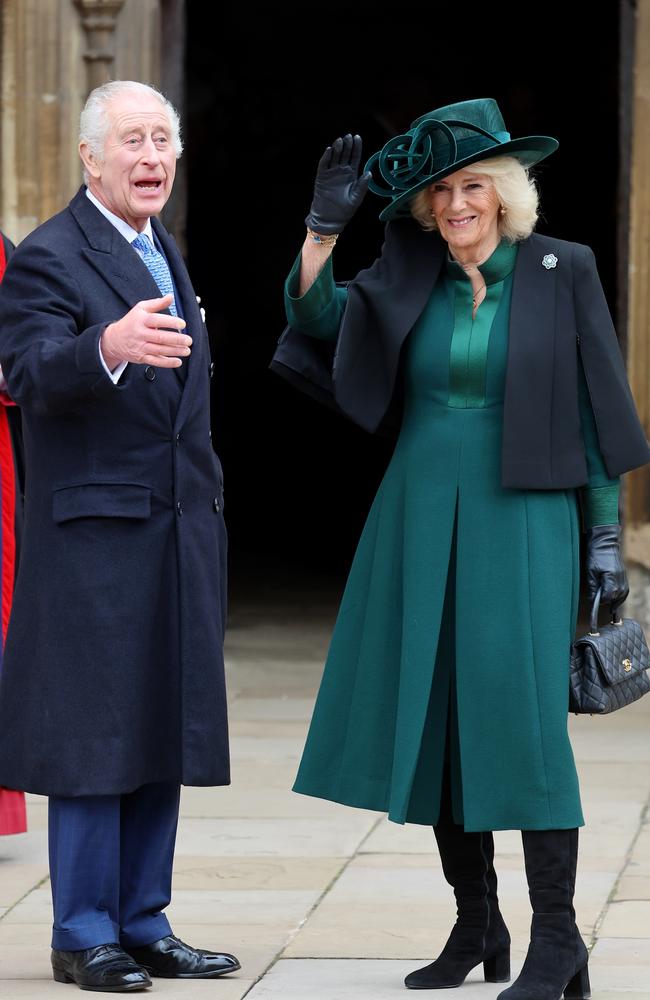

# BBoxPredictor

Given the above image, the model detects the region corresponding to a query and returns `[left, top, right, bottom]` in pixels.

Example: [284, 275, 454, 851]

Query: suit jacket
[0, 188, 229, 797]
[271, 222, 650, 488]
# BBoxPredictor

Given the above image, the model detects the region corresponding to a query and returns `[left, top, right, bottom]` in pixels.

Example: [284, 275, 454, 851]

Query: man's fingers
[140, 354, 184, 368]
[144, 342, 191, 358]
[152, 330, 192, 348]
[140, 294, 176, 313]
[143, 313, 189, 335]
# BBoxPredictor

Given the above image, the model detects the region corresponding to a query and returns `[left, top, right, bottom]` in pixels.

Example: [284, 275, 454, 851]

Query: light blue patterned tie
[132, 233, 177, 316]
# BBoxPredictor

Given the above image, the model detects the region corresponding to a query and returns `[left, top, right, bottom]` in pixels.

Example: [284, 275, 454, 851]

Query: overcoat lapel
[70, 189, 164, 311]
[152, 218, 206, 430]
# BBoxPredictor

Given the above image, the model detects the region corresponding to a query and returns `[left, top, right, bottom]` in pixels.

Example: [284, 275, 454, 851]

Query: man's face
[80, 91, 177, 231]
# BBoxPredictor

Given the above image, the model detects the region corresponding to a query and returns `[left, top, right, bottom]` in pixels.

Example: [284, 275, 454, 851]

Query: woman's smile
[431, 168, 501, 263]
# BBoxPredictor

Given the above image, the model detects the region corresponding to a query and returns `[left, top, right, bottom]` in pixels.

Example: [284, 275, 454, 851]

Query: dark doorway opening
[184, 10, 620, 596]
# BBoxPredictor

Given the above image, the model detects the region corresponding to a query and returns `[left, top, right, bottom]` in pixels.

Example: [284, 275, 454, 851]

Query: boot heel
[52, 968, 73, 984]
[484, 948, 511, 983]
[564, 964, 591, 999]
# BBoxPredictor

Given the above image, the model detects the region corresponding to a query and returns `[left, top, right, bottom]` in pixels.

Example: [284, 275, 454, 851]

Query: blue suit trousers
[48, 782, 180, 951]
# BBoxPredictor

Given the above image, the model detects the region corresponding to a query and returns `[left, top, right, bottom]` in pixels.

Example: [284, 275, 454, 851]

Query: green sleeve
[284, 251, 347, 341]
[578, 352, 620, 528]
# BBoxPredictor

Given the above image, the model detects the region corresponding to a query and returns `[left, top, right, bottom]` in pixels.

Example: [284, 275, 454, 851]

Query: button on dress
[288, 241, 615, 832]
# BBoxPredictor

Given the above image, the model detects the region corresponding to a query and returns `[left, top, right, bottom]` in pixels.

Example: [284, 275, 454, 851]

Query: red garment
[0, 232, 26, 835]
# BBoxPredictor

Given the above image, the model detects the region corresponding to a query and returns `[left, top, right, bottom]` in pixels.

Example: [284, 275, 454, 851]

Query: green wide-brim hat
[365, 97, 558, 222]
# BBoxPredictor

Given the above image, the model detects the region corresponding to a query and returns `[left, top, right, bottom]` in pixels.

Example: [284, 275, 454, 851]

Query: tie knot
[132, 233, 154, 256]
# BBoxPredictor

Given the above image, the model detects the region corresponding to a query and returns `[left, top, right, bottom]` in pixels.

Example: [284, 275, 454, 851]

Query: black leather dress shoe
[51, 944, 152, 992]
[126, 935, 241, 979]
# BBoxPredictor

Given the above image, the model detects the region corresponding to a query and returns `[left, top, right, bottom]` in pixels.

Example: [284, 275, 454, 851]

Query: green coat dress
[285, 241, 619, 832]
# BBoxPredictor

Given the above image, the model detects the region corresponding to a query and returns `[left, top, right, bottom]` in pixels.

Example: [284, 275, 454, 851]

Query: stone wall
[0, 0, 161, 242]
[625, 0, 650, 612]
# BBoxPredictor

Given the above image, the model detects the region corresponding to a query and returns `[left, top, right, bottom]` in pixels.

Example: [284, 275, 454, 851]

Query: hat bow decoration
[366, 118, 508, 201]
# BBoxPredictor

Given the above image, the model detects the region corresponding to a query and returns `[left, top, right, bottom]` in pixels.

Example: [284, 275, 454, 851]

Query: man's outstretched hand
[101, 294, 192, 371]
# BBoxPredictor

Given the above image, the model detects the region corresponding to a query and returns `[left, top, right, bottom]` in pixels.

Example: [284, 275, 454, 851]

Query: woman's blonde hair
[410, 156, 539, 242]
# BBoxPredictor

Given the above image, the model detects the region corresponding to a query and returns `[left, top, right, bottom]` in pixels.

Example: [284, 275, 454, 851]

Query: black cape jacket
[271, 222, 650, 489]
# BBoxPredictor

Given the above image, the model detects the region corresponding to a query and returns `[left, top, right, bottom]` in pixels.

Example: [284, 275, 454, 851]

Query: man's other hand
[101, 294, 192, 370]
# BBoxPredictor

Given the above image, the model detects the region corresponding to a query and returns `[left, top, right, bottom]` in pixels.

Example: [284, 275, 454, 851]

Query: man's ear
[79, 142, 101, 180]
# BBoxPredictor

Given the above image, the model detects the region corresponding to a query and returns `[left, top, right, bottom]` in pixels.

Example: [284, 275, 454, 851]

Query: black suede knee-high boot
[497, 829, 590, 1000]
[405, 788, 510, 989]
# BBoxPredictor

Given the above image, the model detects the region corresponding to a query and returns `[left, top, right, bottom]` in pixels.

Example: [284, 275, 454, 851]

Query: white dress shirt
[86, 188, 156, 385]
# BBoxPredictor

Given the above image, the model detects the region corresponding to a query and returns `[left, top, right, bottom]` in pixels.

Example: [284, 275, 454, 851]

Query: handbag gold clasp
[623, 658, 632, 672]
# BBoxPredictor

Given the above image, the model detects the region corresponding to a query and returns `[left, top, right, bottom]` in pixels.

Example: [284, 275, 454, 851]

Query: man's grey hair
[79, 80, 183, 178]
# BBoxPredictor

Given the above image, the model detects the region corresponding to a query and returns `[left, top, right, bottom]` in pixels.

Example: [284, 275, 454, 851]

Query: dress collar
[445, 240, 518, 285]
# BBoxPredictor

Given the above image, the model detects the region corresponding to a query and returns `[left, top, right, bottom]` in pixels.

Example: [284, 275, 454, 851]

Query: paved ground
[1, 589, 649, 998]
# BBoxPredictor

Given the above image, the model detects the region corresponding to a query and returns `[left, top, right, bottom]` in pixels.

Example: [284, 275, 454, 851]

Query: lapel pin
[542, 253, 558, 270]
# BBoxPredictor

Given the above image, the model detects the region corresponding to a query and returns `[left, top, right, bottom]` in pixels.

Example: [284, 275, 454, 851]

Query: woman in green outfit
[271, 99, 650, 999]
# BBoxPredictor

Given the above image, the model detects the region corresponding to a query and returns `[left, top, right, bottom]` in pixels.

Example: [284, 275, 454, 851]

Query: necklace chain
[472, 281, 487, 307]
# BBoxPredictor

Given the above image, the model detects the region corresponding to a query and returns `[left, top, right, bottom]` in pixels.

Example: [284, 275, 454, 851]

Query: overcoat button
[208, 429, 212, 439]
[175, 432, 181, 445]
[213, 498, 221, 513]
[144, 365, 156, 381]
[209, 362, 215, 379]
[176, 500, 183, 516]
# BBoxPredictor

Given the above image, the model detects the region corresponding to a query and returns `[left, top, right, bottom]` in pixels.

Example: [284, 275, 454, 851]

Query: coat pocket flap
[53, 483, 152, 523]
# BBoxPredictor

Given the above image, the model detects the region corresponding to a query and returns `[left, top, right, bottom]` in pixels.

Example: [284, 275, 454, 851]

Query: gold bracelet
[306, 228, 340, 248]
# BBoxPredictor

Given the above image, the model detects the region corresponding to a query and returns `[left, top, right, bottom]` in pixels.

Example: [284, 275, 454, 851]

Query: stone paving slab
[615, 876, 650, 899]
[0, 923, 50, 946]
[171, 856, 344, 891]
[598, 900, 650, 938]
[227, 760, 303, 790]
[282, 857, 615, 959]
[0, 946, 58, 981]
[243, 958, 650, 999]
[0, 865, 48, 909]
[180, 783, 367, 820]
[228, 736, 302, 764]
[0, 978, 252, 1000]
[0, 829, 47, 867]
[228, 697, 316, 722]
[174, 814, 379, 858]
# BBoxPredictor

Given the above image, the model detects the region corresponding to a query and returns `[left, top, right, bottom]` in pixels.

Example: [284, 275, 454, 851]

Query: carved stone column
[74, 0, 125, 92]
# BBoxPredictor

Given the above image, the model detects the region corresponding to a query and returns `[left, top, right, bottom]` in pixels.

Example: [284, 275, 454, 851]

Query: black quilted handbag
[569, 588, 650, 714]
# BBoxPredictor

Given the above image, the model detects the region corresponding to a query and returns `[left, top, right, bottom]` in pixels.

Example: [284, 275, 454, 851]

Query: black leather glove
[585, 524, 629, 607]
[305, 134, 372, 235]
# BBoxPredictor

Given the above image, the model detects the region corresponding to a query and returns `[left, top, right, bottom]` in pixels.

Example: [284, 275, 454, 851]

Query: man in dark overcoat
[0, 81, 239, 991]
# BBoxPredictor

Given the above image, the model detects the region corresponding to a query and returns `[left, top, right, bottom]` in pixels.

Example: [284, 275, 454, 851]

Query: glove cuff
[586, 523, 622, 542]
[304, 213, 345, 236]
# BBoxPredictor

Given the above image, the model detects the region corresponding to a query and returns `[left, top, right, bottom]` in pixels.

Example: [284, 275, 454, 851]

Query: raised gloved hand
[305, 134, 372, 235]
[585, 524, 629, 607]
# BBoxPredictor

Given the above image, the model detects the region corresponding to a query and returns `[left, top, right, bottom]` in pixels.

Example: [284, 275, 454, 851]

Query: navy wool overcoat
[0, 188, 229, 797]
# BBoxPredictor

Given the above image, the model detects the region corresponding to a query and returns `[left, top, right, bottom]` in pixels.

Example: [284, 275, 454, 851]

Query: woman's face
[429, 168, 501, 260]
